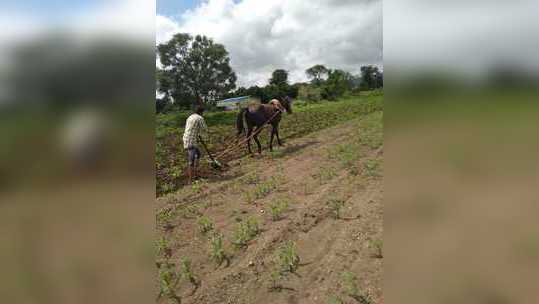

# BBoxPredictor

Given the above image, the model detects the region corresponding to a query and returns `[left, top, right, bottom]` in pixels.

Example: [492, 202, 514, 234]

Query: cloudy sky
[156, 0, 383, 87]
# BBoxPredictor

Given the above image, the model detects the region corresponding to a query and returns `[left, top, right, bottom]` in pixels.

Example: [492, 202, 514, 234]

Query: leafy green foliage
[306, 64, 329, 85]
[180, 257, 198, 287]
[341, 271, 373, 304]
[276, 241, 300, 274]
[327, 296, 344, 304]
[363, 158, 382, 177]
[313, 167, 337, 184]
[156, 33, 236, 109]
[209, 232, 229, 267]
[158, 261, 182, 303]
[157, 208, 176, 228]
[269, 199, 289, 221]
[232, 217, 260, 248]
[327, 199, 345, 219]
[254, 178, 277, 199]
[197, 216, 214, 234]
[370, 239, 383, 258]
[157, 236, 172, 258]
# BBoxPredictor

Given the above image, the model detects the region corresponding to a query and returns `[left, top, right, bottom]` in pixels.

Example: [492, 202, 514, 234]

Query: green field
[156, 91, 383, 195]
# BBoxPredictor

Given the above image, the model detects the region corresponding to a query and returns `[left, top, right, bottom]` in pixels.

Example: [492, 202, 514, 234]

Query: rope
[214, 109, 282, 159]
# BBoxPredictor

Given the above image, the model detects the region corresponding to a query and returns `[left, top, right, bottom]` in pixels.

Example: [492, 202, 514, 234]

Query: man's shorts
[186, 146, 201, 166]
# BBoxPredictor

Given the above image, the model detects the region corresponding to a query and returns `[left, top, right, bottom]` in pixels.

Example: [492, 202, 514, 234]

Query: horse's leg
[253, 129, 262, 154]
[269, 125, 275, 152]
[275, 124, 283, 146]
[246, 127, 253, 154]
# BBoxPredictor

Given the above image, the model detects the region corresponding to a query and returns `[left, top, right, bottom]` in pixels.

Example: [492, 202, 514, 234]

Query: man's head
[195, 105, 205, 115]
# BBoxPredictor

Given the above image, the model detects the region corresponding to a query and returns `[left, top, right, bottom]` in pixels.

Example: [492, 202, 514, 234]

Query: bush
[298, 85, 322, 102]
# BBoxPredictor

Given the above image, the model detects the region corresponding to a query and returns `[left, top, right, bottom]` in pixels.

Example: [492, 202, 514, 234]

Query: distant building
[216, 96, 250, 111]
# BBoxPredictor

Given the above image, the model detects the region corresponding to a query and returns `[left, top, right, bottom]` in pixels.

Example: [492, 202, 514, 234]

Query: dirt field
[156, 110, 383, 304]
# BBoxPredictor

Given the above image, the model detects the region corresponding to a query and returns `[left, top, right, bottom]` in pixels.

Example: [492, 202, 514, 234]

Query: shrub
[298, 85, 322, 102]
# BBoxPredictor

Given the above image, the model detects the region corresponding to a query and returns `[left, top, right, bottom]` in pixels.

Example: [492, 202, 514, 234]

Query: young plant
[209, 232, 230, 267]
[269, 269, 285, 292]
[254, 178, 277, 199]
[157, 236, 172, 258]
[243, 190, 255, 204]
[190, 179, 206, 194]
[313, 167, 337, 184]
[180, 257, 199, 287]
[341, 271, 372, 304]
[363, 158, 381, 177]
[327, 296, 344, 304]
[157, 207, 176, 228]
[177, 204, 202, 219]
[327, 199, 345, 219]
[157, 261, 181, 304]
[370, 239, 383, 258]
[241, 172, 260, 185]
[276, 241, 300, 274]
[197, 216, 214, 234]
[232, 217, 260, 248]
[268, 199, 289, 221]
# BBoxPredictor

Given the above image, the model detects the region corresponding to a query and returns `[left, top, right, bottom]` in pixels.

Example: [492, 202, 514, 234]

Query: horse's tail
[236, 108, 247, 135]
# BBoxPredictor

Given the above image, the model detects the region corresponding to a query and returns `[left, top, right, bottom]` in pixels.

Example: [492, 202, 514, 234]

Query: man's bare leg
[187, 165, 193, 184]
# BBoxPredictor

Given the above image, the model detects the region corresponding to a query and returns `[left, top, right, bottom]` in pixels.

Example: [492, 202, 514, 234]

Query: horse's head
[281, 96, 293, 114]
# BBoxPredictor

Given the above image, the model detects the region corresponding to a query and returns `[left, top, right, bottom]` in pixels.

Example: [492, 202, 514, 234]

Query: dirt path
[156, 113, 383, 304]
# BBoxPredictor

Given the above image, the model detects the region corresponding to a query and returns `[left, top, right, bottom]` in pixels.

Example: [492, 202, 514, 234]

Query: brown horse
[236, 96, 293, 154]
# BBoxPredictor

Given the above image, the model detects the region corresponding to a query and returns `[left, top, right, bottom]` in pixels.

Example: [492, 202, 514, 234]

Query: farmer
[183, 105, 208, 184]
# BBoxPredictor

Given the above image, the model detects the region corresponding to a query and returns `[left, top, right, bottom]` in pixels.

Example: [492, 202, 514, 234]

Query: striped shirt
[182, 113, 208, 149]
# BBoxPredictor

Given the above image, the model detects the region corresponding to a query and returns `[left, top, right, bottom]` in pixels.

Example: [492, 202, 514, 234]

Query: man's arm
[199, 117, 209, 140]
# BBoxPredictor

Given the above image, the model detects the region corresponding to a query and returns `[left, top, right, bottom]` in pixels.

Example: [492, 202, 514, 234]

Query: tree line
[156, 33, 383, 113]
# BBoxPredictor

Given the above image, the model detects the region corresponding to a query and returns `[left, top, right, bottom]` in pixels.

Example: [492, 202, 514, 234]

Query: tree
[360, 65, 382, 90]
[269, 69, 289, 86]
[306, 64, 329, 85]
[157, 33, 236, 109]
[321, 69, 354, 100]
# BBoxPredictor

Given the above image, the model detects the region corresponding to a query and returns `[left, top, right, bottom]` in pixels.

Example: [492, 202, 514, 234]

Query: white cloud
[156, 0, 382, 87]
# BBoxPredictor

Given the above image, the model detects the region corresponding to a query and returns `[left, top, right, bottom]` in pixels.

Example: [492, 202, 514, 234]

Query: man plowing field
[182, 105, 209, 184]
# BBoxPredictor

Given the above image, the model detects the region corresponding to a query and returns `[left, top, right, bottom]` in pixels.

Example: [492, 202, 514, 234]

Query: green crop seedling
[197, 216, 214, 234]
[327, 199, 345, 219]
[209, 232, 230, 267]
[157, 261, 181, 303]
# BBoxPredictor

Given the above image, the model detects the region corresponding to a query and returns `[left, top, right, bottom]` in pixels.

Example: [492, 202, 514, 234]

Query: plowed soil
[156, 111, 383, 304]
